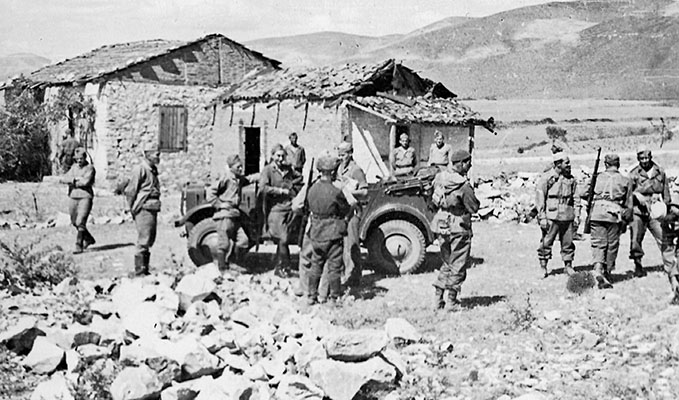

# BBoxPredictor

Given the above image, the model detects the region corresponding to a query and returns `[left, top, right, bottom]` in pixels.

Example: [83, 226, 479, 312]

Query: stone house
[209, 59, 493, 182]
[3, 33, 280, 190]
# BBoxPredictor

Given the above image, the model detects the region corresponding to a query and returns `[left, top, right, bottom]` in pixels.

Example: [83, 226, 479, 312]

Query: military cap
[270, 143, 286, 155]
[316, 150, 340, 171]
[636, 148, 652, 157]
[74, 147, 87, 158]
[604, 154, 620, 165]
[337, 141, 353, 154]
[552, 152, 569, 163]
[289, 132, 298, 138]
[144, 142, 159, 153]
[434, 130, 444, 138]
[399, 133, 410, 140]
[226, 154, 241, 167]
[450, 149, 471, 163]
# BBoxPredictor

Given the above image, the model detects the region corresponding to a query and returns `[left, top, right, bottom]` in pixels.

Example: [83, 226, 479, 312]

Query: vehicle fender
[174, 203, 215, 229]
[359, 203, 433, 242]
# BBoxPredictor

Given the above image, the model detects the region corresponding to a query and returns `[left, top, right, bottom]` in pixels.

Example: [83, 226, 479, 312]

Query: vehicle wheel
[367, 220, 426, 275]
[187, 219, 225, 267]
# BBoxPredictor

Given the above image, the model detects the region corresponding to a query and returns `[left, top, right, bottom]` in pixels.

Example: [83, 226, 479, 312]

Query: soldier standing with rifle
[536, 153, 580, 278]
[584, 153, 633, 289]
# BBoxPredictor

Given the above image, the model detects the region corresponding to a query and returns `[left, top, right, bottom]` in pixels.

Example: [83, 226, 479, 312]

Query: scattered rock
[324, 329, 389, 362]
[30, 372, 74, 400]
[21, 336, 65, 374]
[384, 318, 421, 343]
[110, 365, 162, 400]
[276, 375, 325, 400]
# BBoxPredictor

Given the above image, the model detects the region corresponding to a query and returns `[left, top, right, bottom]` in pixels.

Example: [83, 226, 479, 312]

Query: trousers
[434, 232, 472, 293]
[629, 214, 675, 273]
[590, 221, 622, 270]
[537, 220, 575, 261]
[134, 208, 158, 257]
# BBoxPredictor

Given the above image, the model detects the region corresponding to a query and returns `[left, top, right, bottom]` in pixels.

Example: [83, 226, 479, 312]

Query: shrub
[0, 237, 76, 289]
[545, 125, 568, 144]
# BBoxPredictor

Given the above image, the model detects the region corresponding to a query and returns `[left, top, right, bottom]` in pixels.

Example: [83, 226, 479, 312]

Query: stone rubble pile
[474, 172, 541, 224]
[0, 264, 447, 400]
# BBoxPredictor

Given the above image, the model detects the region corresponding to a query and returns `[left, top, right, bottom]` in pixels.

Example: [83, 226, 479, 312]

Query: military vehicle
[175, 167, 438, 274]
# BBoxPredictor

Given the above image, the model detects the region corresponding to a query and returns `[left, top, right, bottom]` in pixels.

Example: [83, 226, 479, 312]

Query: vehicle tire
[367, 219, 426, 275]
[187, 218, 225, 267]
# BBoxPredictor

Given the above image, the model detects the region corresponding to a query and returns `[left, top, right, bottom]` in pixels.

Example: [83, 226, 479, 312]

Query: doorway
[243, 127, 260, 175]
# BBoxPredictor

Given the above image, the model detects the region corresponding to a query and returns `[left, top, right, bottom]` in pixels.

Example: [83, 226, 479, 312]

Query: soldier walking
[207, 154, 252, 274]
[430, 149, 480, 311]
[259, 144, 301, 278]
[337, 142, 368, 287]
[125, 142, 161, 277]
[390, 132, 417, 177]
[285, 132, 306, 175]
[304, 150, 351, 305]
[628, 148, 674, 277]
[535, 153, 579, 277]
[587, 154, 633, 289]
[59, 147, 96, 254]
[428, 130, 452, 168]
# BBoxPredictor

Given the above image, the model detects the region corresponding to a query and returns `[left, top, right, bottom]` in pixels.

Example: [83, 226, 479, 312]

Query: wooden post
[388, 124, 396, 175]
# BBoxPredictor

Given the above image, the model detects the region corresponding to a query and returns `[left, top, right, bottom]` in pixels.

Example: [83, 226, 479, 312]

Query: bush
[0, 237, 76, 289]
[545, 125, 568, 144]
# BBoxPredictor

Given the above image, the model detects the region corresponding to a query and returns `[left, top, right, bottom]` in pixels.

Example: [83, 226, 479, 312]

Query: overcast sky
[1, 0, 569, 61]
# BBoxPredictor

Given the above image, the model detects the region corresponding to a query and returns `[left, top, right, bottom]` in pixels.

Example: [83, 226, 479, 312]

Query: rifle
[297, 158, 315, 247]
[583, 147, 602, 234]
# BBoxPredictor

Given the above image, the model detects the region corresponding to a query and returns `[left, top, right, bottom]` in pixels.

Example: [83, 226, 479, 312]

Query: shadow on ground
[85, 242, 134, 252]
[461, 295, 506, 309]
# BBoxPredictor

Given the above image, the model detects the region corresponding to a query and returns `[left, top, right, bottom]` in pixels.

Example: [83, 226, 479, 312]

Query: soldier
[430, 149, 480, 311]
[337, 141, 368, 287]
[628, 148, 674, 278]
[305, 150, 351, 305]
[587, 154, 633, 289]
[207, 154, 253, 274]
[125, 142, 161, 277]
[56, 130, 81, 174]
[428, 130, 452, 168]
[663, 187, 679, 304]
[535, 153, 579, 278]
[285, 132, 306, 175]
[259, 144, 301, 278]
[59, 147, 96, 254]
[390, 132, 417, 177]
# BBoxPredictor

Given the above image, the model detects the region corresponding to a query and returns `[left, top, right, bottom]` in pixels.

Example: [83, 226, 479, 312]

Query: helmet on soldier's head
[144, 142, 159, 153]
[316, 150, 340, 172]
[450, 149, 471, 163]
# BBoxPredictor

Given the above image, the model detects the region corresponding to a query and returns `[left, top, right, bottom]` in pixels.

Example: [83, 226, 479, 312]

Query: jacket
[125, 158, 161, 216]
[430, 169, 480, 234]
[535, 168, 578, 221]
[589, 168, 633, 223]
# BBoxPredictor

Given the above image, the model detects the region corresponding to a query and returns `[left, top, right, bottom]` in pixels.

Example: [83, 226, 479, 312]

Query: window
[159, 105, 188, 152]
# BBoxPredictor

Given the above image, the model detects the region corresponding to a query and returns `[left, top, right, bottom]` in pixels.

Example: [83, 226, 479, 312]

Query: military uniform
[338, 158, 367, 287]
[305, 154, 351, 304]
[60, 148, 96, 253]
[428, 143, 452, 167]
[285, 143, 306, 175]
[535, 167, 579, 273]
[391, 146, 417, 177]
[207, 159, 250, 272]
[430, 157, 480, 308]
[125, 157, 161, 276]
[588, 160, 633, 287]
[259, 161, 301, 275]
[628, 161, 674, 275]
[57, 136, 81, 173]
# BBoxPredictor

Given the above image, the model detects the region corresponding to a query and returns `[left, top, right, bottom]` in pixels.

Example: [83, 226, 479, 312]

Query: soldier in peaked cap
[60, 147, 96, 254]
[207, 154, 256, 275]
[303, 150, 351, 305]
[584, 153, 633, 289]
[125, 141, 161, 277]
[535, 153, 579, 278]
[628, 148, 674, 279]
[430, 148, 479, 311]
[390, 132, 418, 177]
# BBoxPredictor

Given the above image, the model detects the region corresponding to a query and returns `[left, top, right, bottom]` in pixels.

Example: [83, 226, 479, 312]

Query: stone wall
[100, 81, 222, 191]
[110, 37, 275, 87]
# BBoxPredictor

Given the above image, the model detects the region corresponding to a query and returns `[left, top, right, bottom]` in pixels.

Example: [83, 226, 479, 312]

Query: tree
[545, 125, 568, 146]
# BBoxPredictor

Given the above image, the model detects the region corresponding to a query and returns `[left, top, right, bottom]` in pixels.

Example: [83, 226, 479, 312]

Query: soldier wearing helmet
[303, 150, 351, 305]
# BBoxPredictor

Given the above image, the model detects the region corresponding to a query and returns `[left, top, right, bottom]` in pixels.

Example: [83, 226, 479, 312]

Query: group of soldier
[535, 149, 679, 304]
[55, 126, 679, 308]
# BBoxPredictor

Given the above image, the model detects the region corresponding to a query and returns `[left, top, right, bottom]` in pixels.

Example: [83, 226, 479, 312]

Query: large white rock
[160, 376, 213, 400]
[275, 375, 324, 400]
[22, 336, 65, 374]
[213, 371, 258, 399]
[230, 305, 261, 328]
[216, 351, 251, 372]
[295, 339, 327, 369]
[0, 316, 42, 354]
[380, 349, 407, 377]
[110, 365, 162, 400]
[111, 279, 148, 318]
[324, 329, 389, 362]
[194, 263, 221, 282]
[30, 372, 74, 400]
[121, 302, 167, 339]
[384, 318, 421, 343]
[513, 392, 548, 400]
[175, 274, 217, 311]
[309, 357, 398, 400]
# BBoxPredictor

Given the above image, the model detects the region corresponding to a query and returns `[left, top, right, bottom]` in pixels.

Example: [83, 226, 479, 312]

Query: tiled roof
[350, 96, 481, 125]
[21, 34, 279, 86]
[218, 60, 397, 101]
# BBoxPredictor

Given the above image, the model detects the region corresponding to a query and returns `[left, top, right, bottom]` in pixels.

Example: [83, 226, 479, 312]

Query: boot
[564, 260, 576, 276]
[594, 262, 612, 289]
[539, 259, 549, 278]
[214, 249, 228, 272]
[434, 287, 445, 310]
[227, 248, 248, 274]
[73, 231, 84, 254]
[633, 259, 647, 278]
[132, 254, 148, 277]
[83, 230, 96, 249]
[143, 252, 151, 275]
[603, 264, 613, 283]
[445, 289, 461, 312]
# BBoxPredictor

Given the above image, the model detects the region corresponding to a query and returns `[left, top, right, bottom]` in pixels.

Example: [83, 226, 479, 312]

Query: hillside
[0, 53, 50, 81]
[246, 0, 679, 100]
